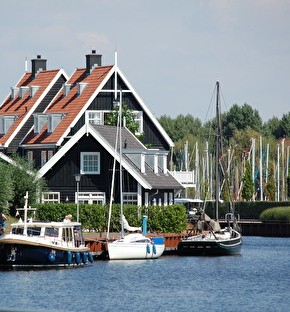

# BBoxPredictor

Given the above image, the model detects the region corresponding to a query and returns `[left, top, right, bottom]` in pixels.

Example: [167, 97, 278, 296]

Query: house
[1, 50, 183, 206]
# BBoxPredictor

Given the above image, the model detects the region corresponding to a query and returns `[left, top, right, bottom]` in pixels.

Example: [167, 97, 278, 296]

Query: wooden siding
[44, 133, 138, 203]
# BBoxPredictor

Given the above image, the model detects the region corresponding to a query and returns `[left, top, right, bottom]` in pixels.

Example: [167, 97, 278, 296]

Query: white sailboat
[106, 90, 165, 260]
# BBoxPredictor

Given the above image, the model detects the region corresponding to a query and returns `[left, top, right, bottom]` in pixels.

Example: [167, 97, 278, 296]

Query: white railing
[170, 170, 195, 187]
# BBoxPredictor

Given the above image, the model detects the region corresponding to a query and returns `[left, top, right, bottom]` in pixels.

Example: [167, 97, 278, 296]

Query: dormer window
[11, 87, 19, 99]
[63, 84, 72, 96]
[19, 86, 29, 98]
[48, 113, 65, 133]
[30, 86, 40, 98]
[77, 82, 88, 95]
[34, 114, 48, 134]
[0, 115, 18, 135]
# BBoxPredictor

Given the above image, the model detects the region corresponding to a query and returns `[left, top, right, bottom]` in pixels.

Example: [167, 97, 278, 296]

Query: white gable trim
[56, 66, 116, 146]
[4, 69, 68, 148]
[115, 66, 174, 148]
[38, 123, 152, 190]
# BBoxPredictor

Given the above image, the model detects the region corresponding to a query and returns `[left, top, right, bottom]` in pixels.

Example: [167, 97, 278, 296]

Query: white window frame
[48, 113, 64, 133]
[0, 115, 17, 135]
[80, 152, 100, 175]
[41, 192, 60, 203]
[77, 192, 106, 205]
[123, 192, 138, 205]
[27, 151, 33, 162]
[41, 150, 47, 166]
[134, 111, 143, 135]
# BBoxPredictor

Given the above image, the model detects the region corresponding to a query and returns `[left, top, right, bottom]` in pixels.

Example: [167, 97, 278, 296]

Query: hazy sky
[1, 0, 289, 122]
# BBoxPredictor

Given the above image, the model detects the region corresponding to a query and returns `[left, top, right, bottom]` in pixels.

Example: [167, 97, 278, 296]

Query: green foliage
[34, 203, 188, 234]
[260, 207, 290, 222]
[223, 103, 263, 138]
[9, 155, 47, 210]
[0, 161, 14, 208]
[105, 103, 140, 135]
[159, 114, 203, 142]
[242, 161, 254, 201]
[0, 155, 47, 214]
[264, 162, 276, 201]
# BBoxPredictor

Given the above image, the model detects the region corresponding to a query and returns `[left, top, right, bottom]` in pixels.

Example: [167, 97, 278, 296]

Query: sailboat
[106, 90, 165, 260]
[178, 81, 242, 256]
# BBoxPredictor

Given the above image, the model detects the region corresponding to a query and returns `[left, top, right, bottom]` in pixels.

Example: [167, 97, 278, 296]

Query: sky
[0, 0, 290, 122]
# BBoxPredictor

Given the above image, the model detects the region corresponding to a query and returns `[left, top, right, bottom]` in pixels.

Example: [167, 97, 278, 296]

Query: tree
[223, 103, 263, 138]
[0, 161, 14, 210]
[9, 155, 47, 213]
[263, 116, 283, 139]
[242, 161, 254, 201]
[105, 103, 140, 135]
[280, 112, 290, 137]
[264, 162, 276, 201]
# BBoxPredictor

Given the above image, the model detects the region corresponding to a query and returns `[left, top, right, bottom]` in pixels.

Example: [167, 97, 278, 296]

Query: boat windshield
[73, 225, 84, 247]
[44, 227, 59, 237]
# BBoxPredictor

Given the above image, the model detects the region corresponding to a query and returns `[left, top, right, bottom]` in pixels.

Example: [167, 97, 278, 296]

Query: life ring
[75, 252, 81, 264]
[67, 251, 72, 264]
[48, 252, 56, 263]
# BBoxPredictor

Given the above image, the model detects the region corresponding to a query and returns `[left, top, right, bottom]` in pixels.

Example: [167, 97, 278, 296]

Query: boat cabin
[10, 222, 85, 248]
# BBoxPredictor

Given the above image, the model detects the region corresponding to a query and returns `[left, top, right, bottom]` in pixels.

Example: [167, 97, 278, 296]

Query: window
[48, 150, 53, 161]
[34, 114, 47, 134]
[48, 113, 64, 133]
[81, 152, 100, 174]
[134, 111, 143, 134]
[87, 111, 103, 125]
[77, 192, 106, 205]
[0, 115, 18, 135]
[41, 151, 47, 166]
[27, 151, 33, 162]
[123, 192, 138, 205]
[41, 192, 60, 203]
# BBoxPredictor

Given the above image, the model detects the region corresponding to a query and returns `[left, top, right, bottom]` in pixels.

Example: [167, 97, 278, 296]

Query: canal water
[0, 236, 289, 312]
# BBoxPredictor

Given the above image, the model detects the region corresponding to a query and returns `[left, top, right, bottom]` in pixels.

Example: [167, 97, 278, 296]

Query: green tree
[9, 155, 47, 212]
[263, 116, 283, 139]
[264, 162, 276, 201]
[223, 103, 263, 138]
[105, 103, 140, 135]
[242, 161, 254, 201]
[0, 161, 14, 210]
[280, 112, 290, 137]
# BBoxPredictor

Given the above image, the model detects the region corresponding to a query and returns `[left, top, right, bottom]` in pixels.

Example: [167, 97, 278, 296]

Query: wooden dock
[84, 221, 290, 258]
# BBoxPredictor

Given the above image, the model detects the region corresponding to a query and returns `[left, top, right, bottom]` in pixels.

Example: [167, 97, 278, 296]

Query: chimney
[86, 50, 102, 74]
[31, 55, 47, 78]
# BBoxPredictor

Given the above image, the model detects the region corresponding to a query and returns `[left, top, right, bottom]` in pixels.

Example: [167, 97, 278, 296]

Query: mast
[215, 81, 221, 221]
[119, 90, 124, 238]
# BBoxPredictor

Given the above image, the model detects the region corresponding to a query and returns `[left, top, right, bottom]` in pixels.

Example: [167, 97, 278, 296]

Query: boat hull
[0, 242, 92, 269]
[108, 236, 165, 260]
[178, 231, 242, 256]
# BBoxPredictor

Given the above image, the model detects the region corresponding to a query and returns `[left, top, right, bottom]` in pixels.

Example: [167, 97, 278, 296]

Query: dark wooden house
[1, 51, 183, 205]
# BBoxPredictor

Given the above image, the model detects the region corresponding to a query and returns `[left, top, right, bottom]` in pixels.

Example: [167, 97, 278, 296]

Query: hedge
[33, 203, 188, 234]
[260, 207, 290, 222]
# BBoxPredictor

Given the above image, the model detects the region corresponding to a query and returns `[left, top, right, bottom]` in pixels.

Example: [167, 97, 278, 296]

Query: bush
[260, 207, 290, 222]
[34, 203, 188, 233]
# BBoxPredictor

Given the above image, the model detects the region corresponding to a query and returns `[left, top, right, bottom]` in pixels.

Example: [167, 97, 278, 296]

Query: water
[0, 236, 289, 312]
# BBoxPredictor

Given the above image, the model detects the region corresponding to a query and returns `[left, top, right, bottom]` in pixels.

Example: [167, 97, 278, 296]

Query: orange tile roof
[23, 65, 113, 145]
[0, 69, 62, 145]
